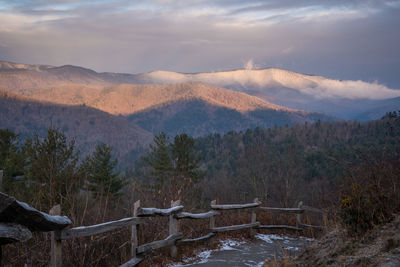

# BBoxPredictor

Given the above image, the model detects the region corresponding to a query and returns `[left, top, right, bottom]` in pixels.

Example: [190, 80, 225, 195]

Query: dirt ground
[287, 214, 400, 266]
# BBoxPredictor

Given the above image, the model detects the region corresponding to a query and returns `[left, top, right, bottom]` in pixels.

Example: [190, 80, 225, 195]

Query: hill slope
[0, 61, 334, 137]
[0, 61, 292, 116]
[128, 99, 332, 136]
[0, 81, 292, 116]
[0, 91, 152, 157]
[2, 60, 398, 119]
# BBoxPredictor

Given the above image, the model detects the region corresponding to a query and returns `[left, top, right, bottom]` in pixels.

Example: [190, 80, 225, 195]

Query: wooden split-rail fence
[48, 198, 326, 267]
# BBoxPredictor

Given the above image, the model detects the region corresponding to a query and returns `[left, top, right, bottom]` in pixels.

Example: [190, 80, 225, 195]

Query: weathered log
[211, 202, 261, 210]
[211, 222, 260, 232]
[258, 207, 304, 213]
[178, 233, 215, 244]
[256, 225, 302, 231]
[61, 217, 142, 240]
[50, 205, 62, 267]
[136, 233, 183, 254]
[0, 223, 32, 245]
[0, 193, 14, 214]
[0, 192, 71, 231]
[138, 206, 183, 217]
[119, 256, 143, 267]
[296, 201, 303, 228]
[250, 198, 258, 237]
[175, 211, 219, 219]
[169, 200, 180, 258]
[210, 200, 216, 230]
[131, 200, 140, 259]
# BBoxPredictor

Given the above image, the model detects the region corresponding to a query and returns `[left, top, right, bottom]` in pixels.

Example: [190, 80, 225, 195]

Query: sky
[0, 0, 399, 88]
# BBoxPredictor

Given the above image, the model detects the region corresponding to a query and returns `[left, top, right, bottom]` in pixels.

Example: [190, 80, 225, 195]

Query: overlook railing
[46, 198, 325, 267]
[0, 171, 325, 267]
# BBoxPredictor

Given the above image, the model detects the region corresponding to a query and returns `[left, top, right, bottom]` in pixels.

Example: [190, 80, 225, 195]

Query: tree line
[1, 112, 399, 237]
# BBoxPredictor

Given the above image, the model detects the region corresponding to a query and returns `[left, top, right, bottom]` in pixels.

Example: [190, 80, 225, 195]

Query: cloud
[0, 0, 399, 89]
[302, 79, 400, 100]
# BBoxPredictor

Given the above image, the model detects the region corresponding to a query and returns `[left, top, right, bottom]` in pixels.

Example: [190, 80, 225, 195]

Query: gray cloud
[0, 0, 399, 88]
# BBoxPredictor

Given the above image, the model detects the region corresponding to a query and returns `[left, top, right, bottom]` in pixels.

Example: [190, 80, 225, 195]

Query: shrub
[340, 182, 392, 236]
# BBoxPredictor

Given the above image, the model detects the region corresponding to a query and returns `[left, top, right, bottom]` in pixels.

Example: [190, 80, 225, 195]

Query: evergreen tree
[0, 129, 18, 167]
[171, 133, 203, 182]
[0, 129, 26, 193]
[83, 143, 123, 197]
[24, 128, 81, 208]
[141, 132, 173, 189]
[141, 133, 204, 205]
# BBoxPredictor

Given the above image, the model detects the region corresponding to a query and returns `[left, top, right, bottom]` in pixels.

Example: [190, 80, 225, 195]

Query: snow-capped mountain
[1, 60, 398, 120]
[133, 68, 400, 119]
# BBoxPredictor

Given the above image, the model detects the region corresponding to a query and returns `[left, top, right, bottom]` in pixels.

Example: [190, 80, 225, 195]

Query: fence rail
[210, 201, 261, 210]
[212, 222, 260, 232]
[258, 207, 304, 213]
[178, 232, 215, 244]
[43, 198, 325, 267]
[175, 211, 219, 219]
[61, 217, 142, 240]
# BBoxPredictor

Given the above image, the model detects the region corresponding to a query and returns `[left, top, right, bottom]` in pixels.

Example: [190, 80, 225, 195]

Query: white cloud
[310, 79, 400, 100]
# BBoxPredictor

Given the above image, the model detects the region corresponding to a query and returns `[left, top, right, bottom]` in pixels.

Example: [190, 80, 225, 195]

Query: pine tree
[0, 129, 26, 193]
[141, 132, 173, 189]
[24, 128, 80, 208]
[141, 133, 204, 205]
[83, 143, 123, 197]
[0, 129, 18, 167]
[171, 133, 203, 182]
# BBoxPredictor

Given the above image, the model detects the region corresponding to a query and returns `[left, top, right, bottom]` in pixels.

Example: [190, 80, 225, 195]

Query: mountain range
[132, 69, 400, 120]
[1, 60, 397, 158]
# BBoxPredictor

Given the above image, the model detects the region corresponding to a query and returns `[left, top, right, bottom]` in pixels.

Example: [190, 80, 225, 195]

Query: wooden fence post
[169, 200, 180, 258]
[296, 201, 303, 229]
[49, 205, 62, 267]
[210, 200, 216, 230]
[250, 198, 258, 237]
[131, 200, 140, 259]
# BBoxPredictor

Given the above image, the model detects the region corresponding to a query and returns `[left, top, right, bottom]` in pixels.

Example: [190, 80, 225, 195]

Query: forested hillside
[128, 99, 332, 137]
[2, 113, 399, 266]
[0, 90, 152, 158]
[191, 114, 400, 209]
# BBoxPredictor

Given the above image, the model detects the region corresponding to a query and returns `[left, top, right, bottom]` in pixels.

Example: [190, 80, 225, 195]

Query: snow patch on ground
[169, 239, 245, 266]
[169, 235, 313, 266]
[220, 239, 246, 251]
[255, 233, 291, 243]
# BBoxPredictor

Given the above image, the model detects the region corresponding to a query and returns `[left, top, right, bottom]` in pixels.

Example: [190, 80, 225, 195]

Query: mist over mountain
[134, 68, 400, 120]
[1, 61, 397, 120]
